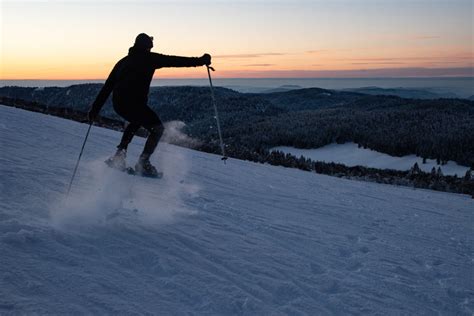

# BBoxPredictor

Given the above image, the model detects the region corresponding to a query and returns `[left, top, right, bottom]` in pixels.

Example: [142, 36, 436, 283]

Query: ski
[104, 159, 163, 179]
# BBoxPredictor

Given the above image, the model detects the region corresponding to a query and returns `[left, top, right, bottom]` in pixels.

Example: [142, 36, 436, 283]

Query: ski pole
[206, 65, 228, 163]
[66, 123, 93, 196]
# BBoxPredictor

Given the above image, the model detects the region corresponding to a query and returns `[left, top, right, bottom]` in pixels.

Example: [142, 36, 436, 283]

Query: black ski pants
[114, 102, 164, 158]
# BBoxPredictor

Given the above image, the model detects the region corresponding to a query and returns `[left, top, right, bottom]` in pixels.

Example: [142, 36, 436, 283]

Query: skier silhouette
[88, 33, 211, 176]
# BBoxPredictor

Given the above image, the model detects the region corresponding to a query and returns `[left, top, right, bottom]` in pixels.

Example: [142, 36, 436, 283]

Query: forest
[1, 84, 473, 169]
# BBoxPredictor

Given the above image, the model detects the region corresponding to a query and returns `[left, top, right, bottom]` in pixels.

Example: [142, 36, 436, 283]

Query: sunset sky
[1, 0, 473, 79]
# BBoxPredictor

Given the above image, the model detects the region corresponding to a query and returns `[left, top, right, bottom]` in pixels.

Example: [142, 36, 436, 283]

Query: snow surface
[1, 105, 473, 315]
[272, 144, 470, 176]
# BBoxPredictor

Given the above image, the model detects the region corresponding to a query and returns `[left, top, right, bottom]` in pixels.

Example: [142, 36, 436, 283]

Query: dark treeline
[265, 150, 474, 197]
[199, 144, 474, 198]
[216, 103, 474, 167]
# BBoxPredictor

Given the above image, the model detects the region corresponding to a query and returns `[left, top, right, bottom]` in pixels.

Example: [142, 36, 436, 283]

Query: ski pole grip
[207, 65, 215, 72]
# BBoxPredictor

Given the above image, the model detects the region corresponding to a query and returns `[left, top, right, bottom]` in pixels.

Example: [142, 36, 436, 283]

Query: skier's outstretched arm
[88, 61, 121, 122]
[152, 53, 211, 68]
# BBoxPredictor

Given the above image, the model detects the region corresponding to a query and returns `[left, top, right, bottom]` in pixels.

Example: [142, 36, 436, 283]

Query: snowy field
[1, 105, 473, 315]
[272, 144, 470, 176]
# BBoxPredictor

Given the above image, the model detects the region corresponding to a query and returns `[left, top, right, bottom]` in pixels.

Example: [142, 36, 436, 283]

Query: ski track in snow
[0, 105, 473, 315]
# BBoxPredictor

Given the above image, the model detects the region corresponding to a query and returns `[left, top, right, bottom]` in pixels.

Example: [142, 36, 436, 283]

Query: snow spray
[50, 124, 200, 228]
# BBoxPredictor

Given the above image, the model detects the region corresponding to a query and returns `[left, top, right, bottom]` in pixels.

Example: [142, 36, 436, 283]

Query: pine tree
[437, 167, 443, 177]
[410, 162, 421, 175]
[464, 169, 472, 181]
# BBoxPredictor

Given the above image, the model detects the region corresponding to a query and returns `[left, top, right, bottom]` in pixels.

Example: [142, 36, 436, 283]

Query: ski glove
[201, 54, 211, 66]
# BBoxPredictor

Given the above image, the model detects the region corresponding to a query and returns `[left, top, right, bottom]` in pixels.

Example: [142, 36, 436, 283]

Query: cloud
[307, 49, 353, 54]
[351, 62, 406, 65]
[429, 61, 473, 64]
[338, 55, 473, 62]
[410, 35, 441, 40]
[218, 67, 474, 78]
[242, 63, 275, 67]
[339, 57, 423, 62]
[215, 53, 284, 59]
[306, 50, 328, 54]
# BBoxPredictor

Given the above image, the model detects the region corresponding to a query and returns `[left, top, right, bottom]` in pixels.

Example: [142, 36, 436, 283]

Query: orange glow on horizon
[2, 49, 472, 80]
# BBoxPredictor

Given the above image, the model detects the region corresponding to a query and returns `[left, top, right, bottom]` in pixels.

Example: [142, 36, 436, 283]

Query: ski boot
[105, 149, 127, 171]
[135, 155, 162, 178]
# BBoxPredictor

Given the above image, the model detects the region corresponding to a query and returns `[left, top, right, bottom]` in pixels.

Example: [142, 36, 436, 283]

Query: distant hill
[252, 88, 363, 111]
[343, 87, 458, 99]
[259, 85, 302, 93]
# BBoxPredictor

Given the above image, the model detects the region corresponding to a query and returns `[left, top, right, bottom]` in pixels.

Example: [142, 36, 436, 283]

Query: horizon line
[1, 76, 474, 81]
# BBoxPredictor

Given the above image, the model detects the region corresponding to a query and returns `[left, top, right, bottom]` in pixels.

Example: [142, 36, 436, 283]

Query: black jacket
[92, 47, 206, 113]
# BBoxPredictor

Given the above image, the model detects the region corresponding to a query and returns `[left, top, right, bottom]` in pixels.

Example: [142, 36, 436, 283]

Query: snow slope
[1, 105, 473, 315]
[272, 144, 470, 176]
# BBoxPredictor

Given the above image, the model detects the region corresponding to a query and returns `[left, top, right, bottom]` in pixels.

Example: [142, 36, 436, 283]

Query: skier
[88, 33, 211, 176]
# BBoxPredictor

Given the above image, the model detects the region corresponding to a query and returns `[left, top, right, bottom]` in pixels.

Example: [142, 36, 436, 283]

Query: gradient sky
[1, 0, 473, 79]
